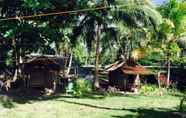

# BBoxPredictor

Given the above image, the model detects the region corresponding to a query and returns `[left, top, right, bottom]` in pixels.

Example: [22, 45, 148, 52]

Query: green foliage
[111, 0, 162, 61]
[159, 42, 181, 63]
[0, 0, 185, 72]
[167, 42, 181, 62]
[140, 84, 160, 96]
[100, 48, 118, 65]
[167, 87, 182, 96]
[72, 41, 89, 65]
[22, 0, 52, 9]
[159, 0, 186, 36]
[5, 53, 13, 66]
[72, 79, 92, 97]
[0, 96, 15, 109]
[156, 0, 186, 66]
[140, 84, 184, 97]
[179, 56, 186, 64]
[139, 49, 164, 65]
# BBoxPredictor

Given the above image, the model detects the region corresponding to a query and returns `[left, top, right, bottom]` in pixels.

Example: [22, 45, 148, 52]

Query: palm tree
[71, 0, 118, 89]
[111, 0, 162, 61]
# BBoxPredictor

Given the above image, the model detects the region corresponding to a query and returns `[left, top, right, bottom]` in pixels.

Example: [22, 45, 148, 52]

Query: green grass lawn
[0, 94, 185, 118]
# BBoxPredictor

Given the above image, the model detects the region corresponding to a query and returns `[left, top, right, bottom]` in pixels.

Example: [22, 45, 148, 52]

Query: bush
[72, 79, 92, 97]
[140, 84, 160, 96]
[0, 96, 15, 108]
[106, 86, 121, 96]
[140, 84, 184, 96]
[167, 84, 181, 96]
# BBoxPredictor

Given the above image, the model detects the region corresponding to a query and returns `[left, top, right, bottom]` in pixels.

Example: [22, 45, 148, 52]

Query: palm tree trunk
[12, 36, 19, 81]
[93, 24, 101, 90]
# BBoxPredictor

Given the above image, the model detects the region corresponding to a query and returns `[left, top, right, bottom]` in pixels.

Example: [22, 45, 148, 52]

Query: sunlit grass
[0, 94, 184, 118]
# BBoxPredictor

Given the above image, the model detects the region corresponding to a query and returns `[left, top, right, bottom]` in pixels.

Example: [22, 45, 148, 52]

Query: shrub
[0, 96, 15, 108]
[140, 84, 183, 96]
[167, 83, 181, 96]
[140, 84, 160, 96]
[106, 86, 121, 96]
[72, 79, 92, 97]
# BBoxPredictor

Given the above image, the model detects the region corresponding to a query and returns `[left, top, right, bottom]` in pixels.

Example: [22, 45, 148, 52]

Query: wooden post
[157, 72, 161, 89]
[124, 79, 127, 91]
[167, 59, 171, 88]
[134, 74, 140, 93]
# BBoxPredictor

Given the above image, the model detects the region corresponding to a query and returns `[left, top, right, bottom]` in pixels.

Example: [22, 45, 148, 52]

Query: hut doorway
[29, 70, 55, 89]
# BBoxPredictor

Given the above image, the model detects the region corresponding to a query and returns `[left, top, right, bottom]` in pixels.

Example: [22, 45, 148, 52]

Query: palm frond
[112, 0, 162, 30]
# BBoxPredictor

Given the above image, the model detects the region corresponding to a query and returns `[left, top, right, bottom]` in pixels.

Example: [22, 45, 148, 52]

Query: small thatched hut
[23, 55, 65, 90]
[108, 60, 153, 92]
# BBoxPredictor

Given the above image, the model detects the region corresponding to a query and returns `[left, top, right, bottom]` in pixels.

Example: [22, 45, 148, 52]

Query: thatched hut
[108, 60, 153, 92]
[23, 55, 64, 90]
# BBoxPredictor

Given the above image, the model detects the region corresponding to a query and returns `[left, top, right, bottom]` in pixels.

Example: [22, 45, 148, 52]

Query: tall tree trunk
[166, 36, 171, 88]
[18, 43, 23, 78]
[93, 24, 101, 90]
[12, 36, 19, 81]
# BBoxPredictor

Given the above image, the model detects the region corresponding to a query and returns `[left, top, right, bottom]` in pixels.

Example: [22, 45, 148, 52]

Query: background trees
[158, 0, 186, 87]
[0, 0, 185, 89]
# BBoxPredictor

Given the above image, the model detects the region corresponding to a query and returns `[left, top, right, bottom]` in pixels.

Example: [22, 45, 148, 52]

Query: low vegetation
[71, 79, 92, 97]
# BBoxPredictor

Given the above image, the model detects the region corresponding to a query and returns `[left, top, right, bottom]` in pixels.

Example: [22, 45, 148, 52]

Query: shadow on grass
[0, 88, 141, 106]
[57, 99, 124, 111]
[55, 99, 186, 118]
[0, 89, 108, 107]
[112, 108, 186, 118]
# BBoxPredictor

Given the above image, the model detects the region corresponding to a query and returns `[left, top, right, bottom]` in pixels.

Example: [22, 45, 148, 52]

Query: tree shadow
[56, 99, 124, 111]
[112, 108, 186, 118]
[0, 88, 107, 106]
[54, 99, 186, 118]
[0, 89, 63, 105]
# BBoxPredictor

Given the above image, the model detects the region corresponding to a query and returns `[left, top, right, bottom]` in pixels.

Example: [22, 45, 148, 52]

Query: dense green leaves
[0, 0, 185, 70]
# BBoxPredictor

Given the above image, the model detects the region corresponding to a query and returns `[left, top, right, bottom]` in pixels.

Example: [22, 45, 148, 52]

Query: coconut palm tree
[71, 0, 118, 89]
[112, 0, 162, 59]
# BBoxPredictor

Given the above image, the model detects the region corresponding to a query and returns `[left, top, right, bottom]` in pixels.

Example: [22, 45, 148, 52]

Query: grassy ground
[0, 93, 185, 118]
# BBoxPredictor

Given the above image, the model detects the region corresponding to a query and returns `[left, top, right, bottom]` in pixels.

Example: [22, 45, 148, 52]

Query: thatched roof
[23, 55, 66, 71]
[104, 61, 125, 72]
[121, 65, 153, 75]
[105, 60, 153, 75]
